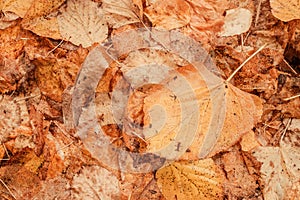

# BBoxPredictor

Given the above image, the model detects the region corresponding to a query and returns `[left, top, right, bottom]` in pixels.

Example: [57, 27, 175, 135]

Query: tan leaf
[220, 8, 252, 37]
[144, 0, 191, 30]
[21, 0, 64, 39]
[156, 159, 225, 200]
[57, 0, 108, 48]
[270, 0, 300, 22]
[71, 165, 121, 199]
[102, 0, 143, 28]
[1, 0, 34, 18]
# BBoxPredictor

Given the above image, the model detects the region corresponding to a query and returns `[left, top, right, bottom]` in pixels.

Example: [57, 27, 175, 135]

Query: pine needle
[0, 178, 16, 200]
[283, 94, 300, 101]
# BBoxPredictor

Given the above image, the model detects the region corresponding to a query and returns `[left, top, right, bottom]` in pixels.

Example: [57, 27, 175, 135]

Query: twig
[226, 43, 267, 83]
[254, 0, 262, 27]
[283, 59, 298, 75]
[1, 143, 10, 161]
[47, 39, 64, 56]
[283, 94, 300, 101]
[0, 178, 17, 200]
[280, 118, 291, 142]
[15, 94, 40, 102]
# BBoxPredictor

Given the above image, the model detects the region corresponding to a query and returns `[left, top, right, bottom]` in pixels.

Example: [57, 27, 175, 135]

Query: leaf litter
[0, 0, 300, 199]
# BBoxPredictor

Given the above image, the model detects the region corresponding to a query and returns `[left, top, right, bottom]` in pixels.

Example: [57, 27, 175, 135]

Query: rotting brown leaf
[58, 0, 108, 48]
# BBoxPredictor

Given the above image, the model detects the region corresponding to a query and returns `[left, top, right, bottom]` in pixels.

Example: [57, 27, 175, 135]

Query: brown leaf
[156, 159, 225, 200]
[270, 0, 300, 22]
[1, 0, 34, 18]
[58, 0, 108, 48]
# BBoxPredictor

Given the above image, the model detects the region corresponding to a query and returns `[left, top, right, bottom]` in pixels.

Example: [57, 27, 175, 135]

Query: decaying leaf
[71, 165, 121, 199]
[253, 130, 300, 200]
[156, 159, 225, 199]
[270, 0, 300, 22]
[0, 11, 19, 29]
[220, 8, 252, 37]
[58, 0, 108, 48]
[102, 0, 143, 28]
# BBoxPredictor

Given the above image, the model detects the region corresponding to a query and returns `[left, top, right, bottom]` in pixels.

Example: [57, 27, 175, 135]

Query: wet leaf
[58, 0, 108, 48]
[156, 159, 225, 200]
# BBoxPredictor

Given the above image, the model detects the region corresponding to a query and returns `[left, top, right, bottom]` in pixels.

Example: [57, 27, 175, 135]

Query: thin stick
[1, 143, 10, 161]
[47, 39, 64, 56]
[283, 59, 298, 75]
[283, 94, 300, 101]
[280, 118, 291, 141]
[254, 0, 262, 27]
[0, 178, 17, 200]
[226, 43, 267, 83]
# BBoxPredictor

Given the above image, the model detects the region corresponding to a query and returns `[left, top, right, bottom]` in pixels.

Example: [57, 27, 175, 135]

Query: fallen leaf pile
[0, 0, 300, 199]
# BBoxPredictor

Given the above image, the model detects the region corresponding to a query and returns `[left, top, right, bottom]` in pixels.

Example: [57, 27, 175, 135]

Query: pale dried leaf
[102, 0, 143, 28]
[270, 0, 300, 22]
[71, 165, 120, 199]
[220, 8, 252, 37]
[156, 159, 225, 200]
[58, 0, 108, 48]
[253, 130, 300, 200]
[0, 11, 19, 29]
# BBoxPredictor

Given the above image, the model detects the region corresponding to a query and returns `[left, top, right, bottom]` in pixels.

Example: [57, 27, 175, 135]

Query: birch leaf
[58, 0, 108, 48]
[156, 159, 225, 200]
[270, 0, 300, 22]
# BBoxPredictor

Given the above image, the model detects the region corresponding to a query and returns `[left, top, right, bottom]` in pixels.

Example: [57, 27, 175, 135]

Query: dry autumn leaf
[270, 0, 300, 22]
[144, 0, 191, 30]
[220, 8, 252, 37]
[58, 0, 108, 48]
[156, 159, 225, 199]
[1, 0, 34, 18]
[71, 165, 121, 199]
[21, 0, 65, 39]
[253, 130, 300, 199]
[102, 0, 143, 28]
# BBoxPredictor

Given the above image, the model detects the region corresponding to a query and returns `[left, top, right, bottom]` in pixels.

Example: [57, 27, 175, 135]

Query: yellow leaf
[156, 159, 224, 200]
[270, 0, 300, 22]
[57, 0, 108, 48]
